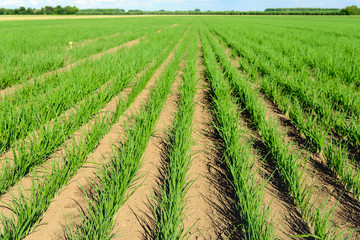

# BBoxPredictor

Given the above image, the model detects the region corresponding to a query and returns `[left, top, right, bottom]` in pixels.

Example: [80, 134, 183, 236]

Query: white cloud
[0, 0, 26, 6]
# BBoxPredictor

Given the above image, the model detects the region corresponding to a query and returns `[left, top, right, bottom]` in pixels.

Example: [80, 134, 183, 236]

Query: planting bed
[0, 16, 360, 239]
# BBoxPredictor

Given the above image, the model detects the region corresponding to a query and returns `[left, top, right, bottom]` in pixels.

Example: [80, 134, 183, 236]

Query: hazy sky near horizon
[1, 0, 360, 11]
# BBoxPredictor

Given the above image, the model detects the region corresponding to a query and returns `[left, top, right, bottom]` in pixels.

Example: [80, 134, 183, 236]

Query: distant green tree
[341, 5, 359, 15]
[26, 7, 34, 14]
[194, 8, 200, 12]
[265, 8, 339, 12]
[54, 5, 64, 14]
[20, 6, 27, 14]
[64, 6, 79, 14]
[44, 6, 54, 15]
[128, 9, 142, 13]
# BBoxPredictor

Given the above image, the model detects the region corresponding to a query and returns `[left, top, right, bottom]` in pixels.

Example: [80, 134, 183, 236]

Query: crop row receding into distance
[0, 16, 359, 240]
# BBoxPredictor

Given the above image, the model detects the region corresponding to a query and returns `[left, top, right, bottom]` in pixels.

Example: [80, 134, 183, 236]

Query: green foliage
[128, 9, 143, 13]
[154, 31, 197, 240]
[341, 5, 359, 15]
[203, 22, 352, 238]
[0, 16, 358, 239]
[79, 8, 125, 14]
[265, 8, 340, 12]
[0, 24, 189, 239]
[0, 5, 79, 15]
[206, 16, 360, 202]
[0, 18, 178, 89]
[65, 25, 191, 239]
[201, 26, 274, 240]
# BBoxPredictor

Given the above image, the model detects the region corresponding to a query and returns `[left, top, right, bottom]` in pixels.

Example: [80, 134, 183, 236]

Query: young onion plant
[65, 27, 191, 240]
[153, 32, 197, 239]
[0, 28, 186, 197]
[0, 29, 187, 239]
[210, 24, 360, 153]
[202, 27, 345, 239]
[209, 26, 360, 199]
[0, 18, 183, 89]
[201, 28, 274, 240]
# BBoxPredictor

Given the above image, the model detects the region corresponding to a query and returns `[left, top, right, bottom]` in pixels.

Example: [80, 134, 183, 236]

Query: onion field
[0, 16, 360, 240]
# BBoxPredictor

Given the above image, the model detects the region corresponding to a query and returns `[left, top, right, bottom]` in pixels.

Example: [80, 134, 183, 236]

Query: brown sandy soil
[213, 34, 360, 238]
[236, 108, 312, 239]
[156, 23, 178, 33]
[66, 32, 124, 50]
[0, 46, 164, 169]
[111, 62, 182, 240]
[22, 27, 187, 240]
[180, 37, 239, 239]
[0, 24, 176, 99]
[185, 34, 308, 240]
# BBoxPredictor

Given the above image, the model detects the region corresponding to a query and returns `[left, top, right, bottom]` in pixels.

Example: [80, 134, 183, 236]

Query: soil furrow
[0, 61, 153, 197]
[221, 56, 312, 238]
[67, 31, 124, 50]
[156, 23, 178, 33]
[181, 37, 238, 239]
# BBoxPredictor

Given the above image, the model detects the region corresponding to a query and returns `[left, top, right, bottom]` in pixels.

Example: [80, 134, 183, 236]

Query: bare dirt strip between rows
[66, 31, 123, 50]
[217, 36, 360, 238]
[237, 106, 312, 240]
[111, 60, 183, 240]
[0, 23, 176, 99]
[179, 36, 238, 240]
[22, 28, 188, 240]
[155, 23, 178, 33]
[189, 34, 307, 240]
[0, 59, 156, 199]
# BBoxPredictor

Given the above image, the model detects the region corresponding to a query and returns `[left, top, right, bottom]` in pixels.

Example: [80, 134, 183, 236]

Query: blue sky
[1, 0, 359, 11]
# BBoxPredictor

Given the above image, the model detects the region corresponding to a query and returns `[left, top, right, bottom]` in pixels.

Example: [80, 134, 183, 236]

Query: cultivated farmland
[0, 16, 360, 239]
